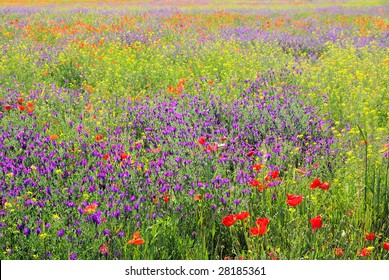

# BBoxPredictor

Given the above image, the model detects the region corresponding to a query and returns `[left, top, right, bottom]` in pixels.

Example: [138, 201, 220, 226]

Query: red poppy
[286, 194, 303, 207]
[198, 136, 206, 145]
[250, 218, 269, 236]
[246, 151, 255, 157]
[18, 105, 25, 111]
[27, 101, 34, 107]
[207, 145, 218, 152]
[17, 97, 24, 105]
[49, 134, 58, 141]
[310, 178, 321, 189]
[221, 136, 227, 142]
[163, 193, 170, 203]
[194, 194, 202, 201]
[319, 182, 330, 190]
[334, 248, 344, 257]
[96, 134, 103, 141]
[128, 231, 145, 245]
[27, 107, 34, 113]
[100, 244, 109, 255]
[252, 164, 263, 171]
[121, 152, 127, 160]
[222, 214, 236, 227]
[4, 104, 12, 111]
[271, 170, 279, 179]
[235, 211, 250, 221]
[103, 154, 109, 160]
[358, 248, 370, 257]
[249, 179, 259, 187]
[310, 215, 322, 232]
[365, 232, 375, 241]
[383, 242, 389, 250]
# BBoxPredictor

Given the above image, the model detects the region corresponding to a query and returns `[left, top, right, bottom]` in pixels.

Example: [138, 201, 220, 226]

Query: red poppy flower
[249, 179, 259, 187]
[18, 105, 25, 111]
[319, 182, 330, 190]
[271, 170, 279, 179]
[194, 194, 202, 201]
[121, 152, 127, 160]
[198, 136, 206, 145]
[49, 134, 58, 141]
[358, 248, 370, 257]
[207, 145, 218, 152]
[383, 242, 389, 250]
[3, 104, 12, 111]
[235, 211, 250, 221]
[27, 101, 34, 107]
[222, 214, 236, 227]
[221, 136, 227, 142]
[246, 151, 255, 157]
[163, 193, 170, 203]
[96, 134, 103, 141]
[286, 194, 303, 207]
[103, 154, 109, 160]
[27, 107, 34, 113]
[128, 232, 144, 245]
[100, 244, 109, 255]
[250, 218, 269, 236]
[365, 232, 375, 241]
[17, 97, 24, 105]
[252, 164, 263, 171]
[310, 215, 322, 232]
[334, 248, 344, 257]
[310, 178, 322, 189]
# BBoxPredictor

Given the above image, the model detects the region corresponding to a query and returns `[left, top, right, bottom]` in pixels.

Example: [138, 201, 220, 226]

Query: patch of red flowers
[95, 134, 103, 141]
[383, 242, 389, 250]
[310, 178, 330, 190]
[286, 194, 303, 207]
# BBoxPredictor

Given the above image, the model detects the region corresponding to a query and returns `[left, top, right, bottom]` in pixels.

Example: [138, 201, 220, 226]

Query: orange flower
[17, 97, 24, 105]
[194, 194, 202, 201]
[49, 134, 58, 141]
[96, 134, 103, 141]
[121, 152, 128, 160]
[86, 104, 92, 111]
[83, 203, 97, 214]
[128, 231, 144, 245]
[27, 101, 34, 107]
[334, 248, 344, 257]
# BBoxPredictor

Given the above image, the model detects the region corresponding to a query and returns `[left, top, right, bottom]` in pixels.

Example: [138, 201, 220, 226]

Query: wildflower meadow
[0, 0, 388, 260]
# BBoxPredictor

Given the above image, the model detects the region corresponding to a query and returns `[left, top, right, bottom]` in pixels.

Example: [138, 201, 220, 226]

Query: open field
[0, 0, 388, 260]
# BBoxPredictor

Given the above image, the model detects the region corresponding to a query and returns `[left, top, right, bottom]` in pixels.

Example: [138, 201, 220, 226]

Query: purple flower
[70, 253, 77, 260]
[58, 229, 65, 237]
